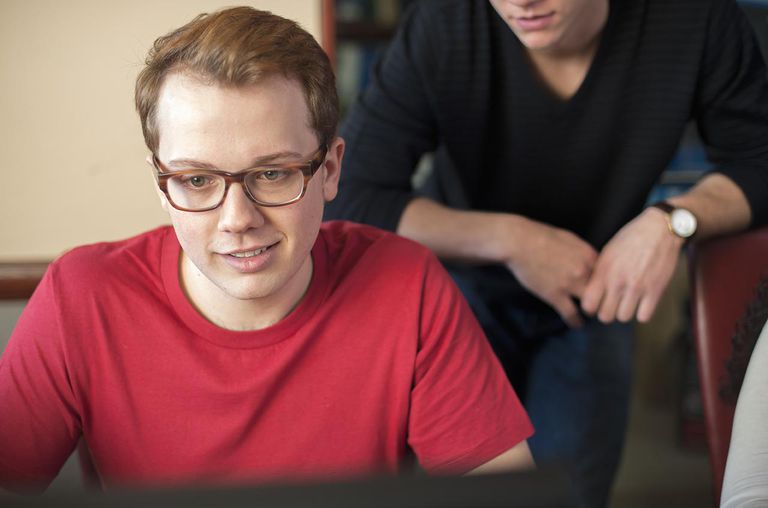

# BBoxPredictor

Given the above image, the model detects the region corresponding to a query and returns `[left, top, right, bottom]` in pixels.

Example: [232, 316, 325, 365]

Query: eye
[189, 176, 208, 187]
[178, 174, 216, 189]
[258, 169, 290, 182]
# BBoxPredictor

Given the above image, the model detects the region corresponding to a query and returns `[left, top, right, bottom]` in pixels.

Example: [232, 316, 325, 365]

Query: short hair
[135, 6, 338, 154]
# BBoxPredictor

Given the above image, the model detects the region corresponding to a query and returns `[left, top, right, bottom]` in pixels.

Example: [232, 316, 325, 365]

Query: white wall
[0, 0, 322, 261]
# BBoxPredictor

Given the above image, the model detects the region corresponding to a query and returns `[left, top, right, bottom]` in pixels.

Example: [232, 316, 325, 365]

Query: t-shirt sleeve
[407, 253, 533, 474]
[694, 0, 768, 227]
[0, 263, 81, 490]
[720, 320, 768, 507]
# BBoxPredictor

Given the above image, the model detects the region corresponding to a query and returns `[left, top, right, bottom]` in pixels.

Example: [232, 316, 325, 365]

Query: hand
[503, 217, 598, 327]
[581, 208, 684, 323]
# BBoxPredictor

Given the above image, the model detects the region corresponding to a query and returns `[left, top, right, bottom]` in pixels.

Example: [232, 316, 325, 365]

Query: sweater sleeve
[694, 0, 768, 227]
[0, 264, 81, 491]
[720, 320, 768, 507]
[407, 252, 533, 473]
[324, 1, 441, 231]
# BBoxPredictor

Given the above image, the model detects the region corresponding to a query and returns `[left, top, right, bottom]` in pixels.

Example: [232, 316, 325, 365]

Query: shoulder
[411, 0, 486, 19]
[397, 0, 494, 51]
[412, 0, 496, 35]
[316, 223, 452, 329]
[318, 221, 447, 296]
[50, 226, 171, 292]
[610, 0, 737, 71]
[636, 0, 735, 25]
[320, 220, 435, 268]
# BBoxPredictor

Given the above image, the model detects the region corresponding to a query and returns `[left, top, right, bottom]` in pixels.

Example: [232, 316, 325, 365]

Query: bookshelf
[325, 0, 414, 116]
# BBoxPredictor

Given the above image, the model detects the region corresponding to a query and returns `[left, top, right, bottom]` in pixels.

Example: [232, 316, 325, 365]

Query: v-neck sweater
[328, 0, 768, 248]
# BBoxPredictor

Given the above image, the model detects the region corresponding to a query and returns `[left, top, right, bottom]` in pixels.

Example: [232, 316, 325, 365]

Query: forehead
[154, 72, 315, 161]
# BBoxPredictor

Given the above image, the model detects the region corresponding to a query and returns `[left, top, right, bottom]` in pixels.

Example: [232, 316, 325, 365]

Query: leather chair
[688, 226, 768, 500]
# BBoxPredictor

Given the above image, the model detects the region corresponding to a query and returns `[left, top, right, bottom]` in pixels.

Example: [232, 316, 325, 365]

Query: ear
[146, 154, 170, 212]
[322, 136, 344, 202]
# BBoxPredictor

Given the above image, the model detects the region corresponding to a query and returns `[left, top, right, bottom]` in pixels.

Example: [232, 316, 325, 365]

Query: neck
[528, 1, 609, 61]
[180, 253, 313, 331]
[524, 4, 608, 100]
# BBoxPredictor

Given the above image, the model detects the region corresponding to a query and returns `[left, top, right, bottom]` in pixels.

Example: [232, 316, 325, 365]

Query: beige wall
[0, 1, 322, 261]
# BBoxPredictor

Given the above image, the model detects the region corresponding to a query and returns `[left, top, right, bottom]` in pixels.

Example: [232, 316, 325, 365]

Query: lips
[220, 241, 279, 273]
[224, 241, 278, 257]
[513, 11, 555, 31]
[229, 246, 269, 258]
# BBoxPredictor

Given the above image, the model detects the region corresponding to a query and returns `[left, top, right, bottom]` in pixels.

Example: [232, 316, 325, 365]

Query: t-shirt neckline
[160, 226, 330, 349]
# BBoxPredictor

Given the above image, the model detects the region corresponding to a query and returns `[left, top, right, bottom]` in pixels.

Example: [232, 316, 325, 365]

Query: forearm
[399, 197, 603, 326]
[666, 173, 751, 240]
[397, 197, 526, 264]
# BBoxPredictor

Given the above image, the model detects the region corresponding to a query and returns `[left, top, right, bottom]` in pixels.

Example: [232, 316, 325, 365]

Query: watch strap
[649, 200, 674, 215]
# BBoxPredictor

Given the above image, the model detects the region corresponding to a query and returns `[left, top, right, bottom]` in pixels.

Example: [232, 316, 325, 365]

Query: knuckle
[572, 264, 589, 281]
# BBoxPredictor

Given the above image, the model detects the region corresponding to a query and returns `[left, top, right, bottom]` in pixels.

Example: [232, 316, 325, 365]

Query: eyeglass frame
[151, 145, 329, 212]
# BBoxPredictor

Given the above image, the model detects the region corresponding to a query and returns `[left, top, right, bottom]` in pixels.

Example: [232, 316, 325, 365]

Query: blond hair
[135, 6, 338, 153]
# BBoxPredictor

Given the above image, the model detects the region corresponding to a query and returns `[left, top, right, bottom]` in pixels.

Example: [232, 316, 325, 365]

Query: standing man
[0, 7, 534, 492]
[325, 0, 768, 505]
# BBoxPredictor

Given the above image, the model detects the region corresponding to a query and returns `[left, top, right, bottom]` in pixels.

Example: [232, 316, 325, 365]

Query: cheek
[304, 183, 328, 225]
[283, 202, 323, 240]
[169, 212, 211, 253]
[280, 195, 324, 248]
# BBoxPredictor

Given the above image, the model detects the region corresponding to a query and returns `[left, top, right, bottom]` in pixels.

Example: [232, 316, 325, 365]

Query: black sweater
[326, 0, 768, 250]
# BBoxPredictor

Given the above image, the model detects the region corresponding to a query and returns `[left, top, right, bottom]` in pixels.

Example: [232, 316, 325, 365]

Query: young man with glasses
[0, 7, 534, 491]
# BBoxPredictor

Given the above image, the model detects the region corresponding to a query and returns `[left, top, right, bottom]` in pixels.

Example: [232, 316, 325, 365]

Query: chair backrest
[688, 226, 768, 501]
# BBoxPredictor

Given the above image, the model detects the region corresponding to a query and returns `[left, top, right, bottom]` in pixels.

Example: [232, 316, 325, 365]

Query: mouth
[515, 10, 555, 20]
[229, 246, 271, 258]
[512, 11, 555, 24]
[225, 241, 279, 258]
[220, 241, 280, 273]
[512, 11, 555, 30]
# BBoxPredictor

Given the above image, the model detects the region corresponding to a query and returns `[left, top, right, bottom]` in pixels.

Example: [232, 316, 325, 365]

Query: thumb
[580, 275, 604, 316]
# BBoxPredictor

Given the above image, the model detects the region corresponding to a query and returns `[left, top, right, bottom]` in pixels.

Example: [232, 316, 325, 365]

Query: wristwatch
[650, 201, 697, 240]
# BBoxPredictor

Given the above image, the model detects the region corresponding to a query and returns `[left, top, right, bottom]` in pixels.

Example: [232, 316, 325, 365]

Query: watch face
[670, 209, 697, 238]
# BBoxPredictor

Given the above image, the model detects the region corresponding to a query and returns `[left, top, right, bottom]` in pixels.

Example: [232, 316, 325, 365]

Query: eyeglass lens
[166, 168, 305, 210]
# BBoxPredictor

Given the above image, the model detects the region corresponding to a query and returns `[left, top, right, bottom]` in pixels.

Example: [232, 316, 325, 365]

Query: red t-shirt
[0, 221, 532, 489]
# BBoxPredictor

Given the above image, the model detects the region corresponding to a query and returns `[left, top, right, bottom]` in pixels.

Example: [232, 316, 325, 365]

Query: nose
[217, 183, 265, 233]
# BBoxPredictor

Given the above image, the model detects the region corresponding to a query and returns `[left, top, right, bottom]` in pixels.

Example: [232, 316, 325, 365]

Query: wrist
[490, 213, 530, 265]
[648, 200, 698, 243]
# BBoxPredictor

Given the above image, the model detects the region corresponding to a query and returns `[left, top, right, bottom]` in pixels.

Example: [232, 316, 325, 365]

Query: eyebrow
[165, 150, 305, 170]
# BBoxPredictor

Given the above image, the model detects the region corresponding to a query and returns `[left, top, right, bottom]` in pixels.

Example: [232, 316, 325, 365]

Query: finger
[569, 263, 594, 299]
[553, 295, 584, 328]
[580, 276, 603, 315]
[615, 287, 641, 323]
[636, 290, 663, 323]
[597, 283, 622, 323]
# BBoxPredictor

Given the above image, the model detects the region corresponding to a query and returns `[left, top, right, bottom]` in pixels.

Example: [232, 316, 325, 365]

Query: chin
[216, 275, 283, 301]
[221, 284, 275, 301]
[520, 36, 557, 52]
[513, 29, 560, 50]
